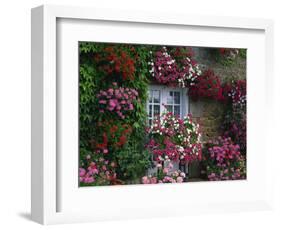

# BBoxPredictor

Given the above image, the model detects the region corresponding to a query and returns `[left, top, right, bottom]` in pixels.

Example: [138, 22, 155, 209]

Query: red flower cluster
[90, 121, 132, 154]
[94, 46, 136, 81]
[188, 69, 224, 101]
[109, 124, 132, 147]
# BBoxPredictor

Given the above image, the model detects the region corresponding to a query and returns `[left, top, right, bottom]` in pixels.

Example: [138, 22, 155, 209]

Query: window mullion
[160, 87, 164, 115]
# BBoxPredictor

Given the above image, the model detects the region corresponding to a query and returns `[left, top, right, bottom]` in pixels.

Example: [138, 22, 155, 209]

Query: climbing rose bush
[148, 47, 201, 87]
[201, 137, 246, 181]
[146, 112, 202, 163]
[223, 79, 246, 109]
[142, 161, 186, 184]
[222, 79, 246, 154]
[89, 121, 132, 154]
[94, 46, 136, 81]
[97, 82, 139, 119]
[223, 118, 246, 154]
[188, 69, 224, 101]
[80, 156, 118, 186]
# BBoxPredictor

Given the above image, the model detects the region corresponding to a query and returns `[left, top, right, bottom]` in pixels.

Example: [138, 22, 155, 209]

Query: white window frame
[147, 85, 189, 122]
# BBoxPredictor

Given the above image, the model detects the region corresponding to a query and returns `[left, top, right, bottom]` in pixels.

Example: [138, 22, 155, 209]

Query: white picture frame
[31, 5, 274, 225]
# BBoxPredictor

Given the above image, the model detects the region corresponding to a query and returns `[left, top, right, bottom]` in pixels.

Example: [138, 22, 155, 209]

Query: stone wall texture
[188, 47, 246, 178]
[190, 47, 246, 141]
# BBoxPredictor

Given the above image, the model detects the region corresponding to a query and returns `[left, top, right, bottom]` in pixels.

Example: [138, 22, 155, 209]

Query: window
[147, 85, 188, 125]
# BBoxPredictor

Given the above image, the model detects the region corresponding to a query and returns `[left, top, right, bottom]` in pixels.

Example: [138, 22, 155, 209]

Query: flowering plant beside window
[223, 79, 246, 109]
[146, 112, 202, 163]
[201, 136, 246, 181]
[80, 156, 118, 186]
[223, 117, 246, 154]
[89, 121, 132, 154]
[97, 82, 139, 119]
[142, 161, 186, 184]
[93, 46, 136, 81]
[188, 69, 224, 101]
[148, 47, 201, 88]
[221, 79, 246, 154]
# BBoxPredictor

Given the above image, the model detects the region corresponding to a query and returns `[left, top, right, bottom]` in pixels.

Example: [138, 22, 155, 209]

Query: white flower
[178, 146, 184, 152]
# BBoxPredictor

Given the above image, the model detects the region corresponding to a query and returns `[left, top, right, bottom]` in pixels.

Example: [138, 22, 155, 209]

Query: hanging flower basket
[148, 47, 202, 87]
[146, 112, 202, 163]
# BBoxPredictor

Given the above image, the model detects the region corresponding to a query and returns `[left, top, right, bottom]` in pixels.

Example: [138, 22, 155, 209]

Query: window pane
[167, 91, 173, 104]
[149, 90, 152, 103]
[153, 90, 160, 103]
[166, 105, 173, 113]
[174, 105, 180, 116]
[174, 92, 180, 104]
[154, 105, 160, 116]
[149, 105, 152, 117]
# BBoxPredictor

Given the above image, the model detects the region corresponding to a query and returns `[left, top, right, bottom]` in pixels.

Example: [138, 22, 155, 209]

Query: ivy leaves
[79, 42, 153, 182]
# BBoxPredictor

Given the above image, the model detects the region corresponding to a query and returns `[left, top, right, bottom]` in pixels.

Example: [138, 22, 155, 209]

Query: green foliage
[210, 48, 241, 66]
[239, 49, 247, 59]
[114, 141, 152, 182]
[79, 41, 153, 184]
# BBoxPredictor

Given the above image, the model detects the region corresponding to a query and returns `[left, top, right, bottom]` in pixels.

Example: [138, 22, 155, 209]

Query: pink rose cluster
[148, 47, 201, 88]
[146, 112, 202, 163]
[79, 156, 117, 185]
[142, 162, 186, 184]
[202, 137, 246, 181]
[97, 82, 139, 119]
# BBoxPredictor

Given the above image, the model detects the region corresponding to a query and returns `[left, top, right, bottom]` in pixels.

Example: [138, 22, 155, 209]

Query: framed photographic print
[31, 5, 274, 225]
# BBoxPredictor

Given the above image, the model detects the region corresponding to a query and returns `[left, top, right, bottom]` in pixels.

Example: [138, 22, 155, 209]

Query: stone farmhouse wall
[188, 47, 246, 178]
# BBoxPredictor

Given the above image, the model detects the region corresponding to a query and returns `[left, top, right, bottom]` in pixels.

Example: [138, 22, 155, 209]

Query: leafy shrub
[114, 141, 151, 182]
[79, 42, 152, 185]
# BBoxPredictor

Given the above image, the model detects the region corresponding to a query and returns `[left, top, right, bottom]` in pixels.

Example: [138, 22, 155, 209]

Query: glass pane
[149, 105, 152, 117]
[149, 119, 152, 126]
[153, 105, 160, 116]
[166, 105, 173, 113]
[174, 92, 180, 104]
[174, 106, 180, 116]
[167, 91, 173, 104]
[153, 90, 160, 103]
[149, 90, 152, 103]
